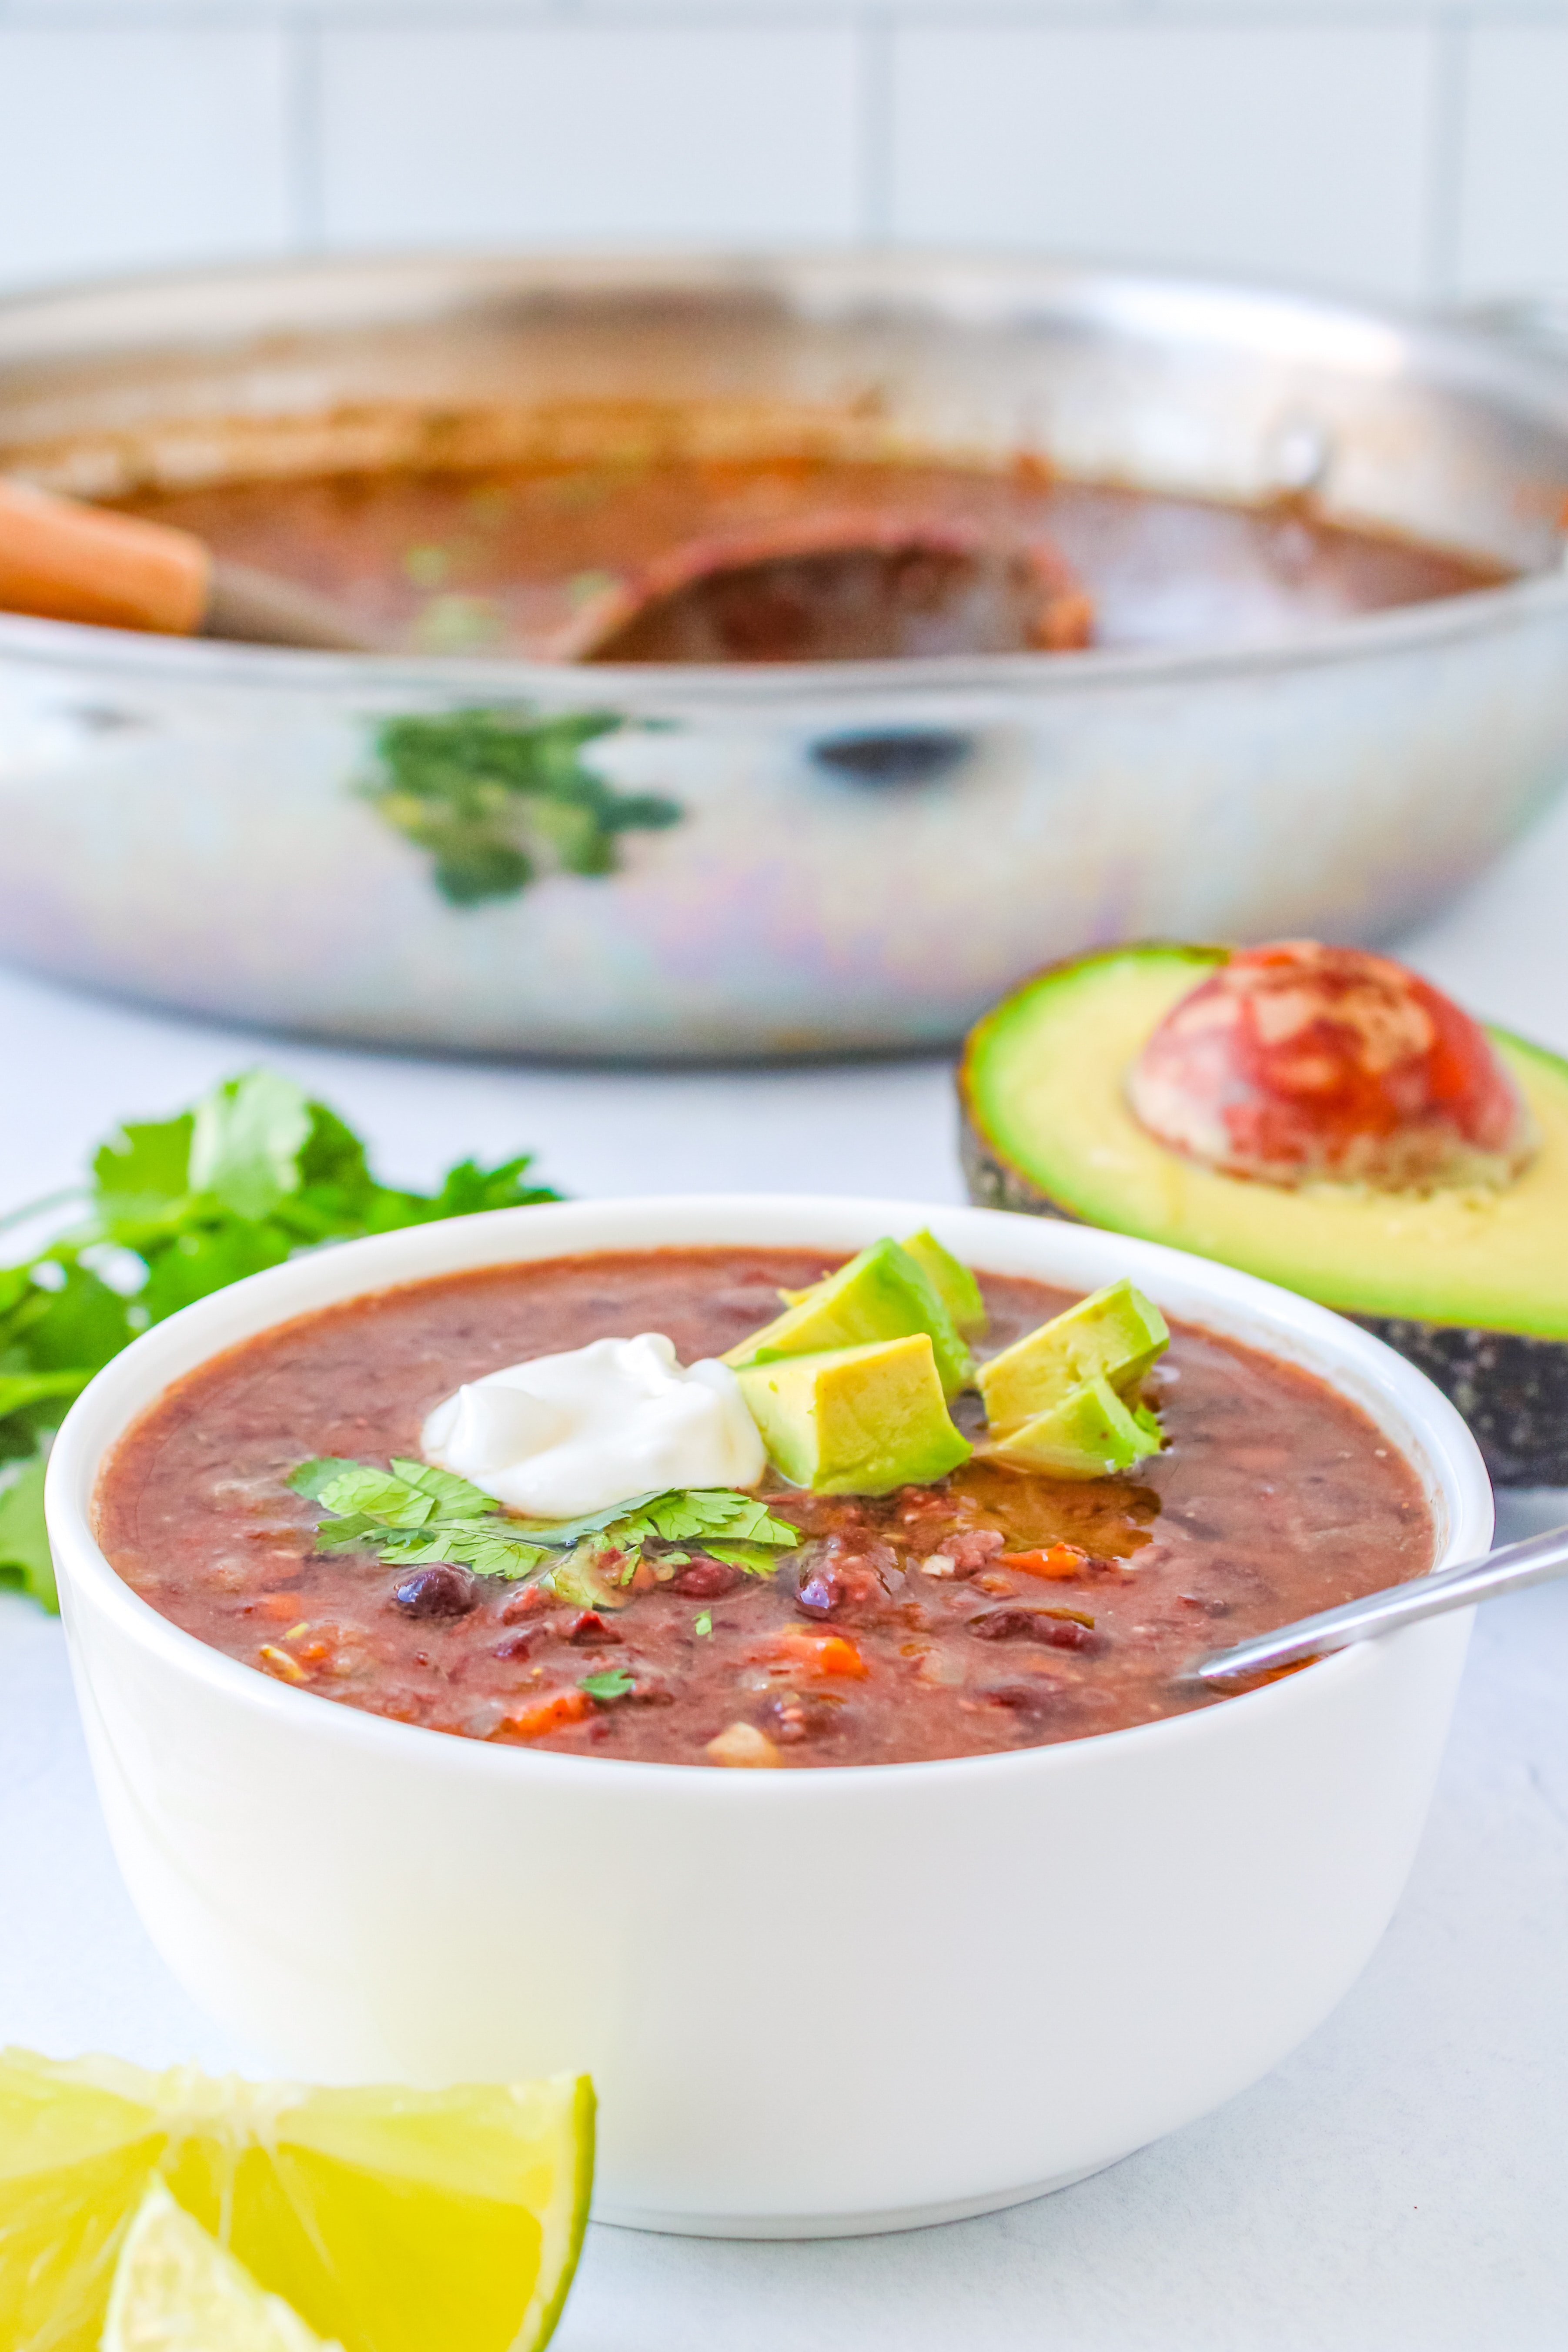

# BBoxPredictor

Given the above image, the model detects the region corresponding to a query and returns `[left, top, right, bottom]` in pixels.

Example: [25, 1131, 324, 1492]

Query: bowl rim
[46, 1192, 1495, 1794]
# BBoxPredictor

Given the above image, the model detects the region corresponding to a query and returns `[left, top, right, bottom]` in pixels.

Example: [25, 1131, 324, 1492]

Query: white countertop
[4, 791, 1567, 2349]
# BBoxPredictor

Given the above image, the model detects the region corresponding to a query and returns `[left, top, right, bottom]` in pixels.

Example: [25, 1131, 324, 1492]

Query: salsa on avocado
[93, 1247, 1433, 1767]
[960, 939, 1568, 1486]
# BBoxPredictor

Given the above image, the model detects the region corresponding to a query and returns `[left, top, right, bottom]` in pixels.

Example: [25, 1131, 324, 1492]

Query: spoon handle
[1192, 1520, 1568, 1685]
[0, 475, 208, 634]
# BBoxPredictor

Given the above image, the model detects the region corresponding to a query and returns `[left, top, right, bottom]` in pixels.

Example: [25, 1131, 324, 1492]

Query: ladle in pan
[1192, 1520, 1568, 1685]
[559, 509, 1095, 663]
[0, 479, 1094, 662]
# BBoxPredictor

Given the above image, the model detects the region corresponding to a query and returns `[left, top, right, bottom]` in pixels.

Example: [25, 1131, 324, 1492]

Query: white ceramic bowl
[47, 1198, 1492, 2238]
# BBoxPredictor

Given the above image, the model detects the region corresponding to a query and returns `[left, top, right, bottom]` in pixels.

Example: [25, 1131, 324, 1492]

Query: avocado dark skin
[1349, 1318, 1568, 1489]
[960, 1041, 1568, 1492]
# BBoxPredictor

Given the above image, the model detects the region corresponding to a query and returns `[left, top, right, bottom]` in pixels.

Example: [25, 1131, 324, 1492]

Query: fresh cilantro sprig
[580, 1667, 635, 1704]
[288, 1457, 553, 1583]
[0, 1072, 560, 1613]
[289, 1456, 799, 1606]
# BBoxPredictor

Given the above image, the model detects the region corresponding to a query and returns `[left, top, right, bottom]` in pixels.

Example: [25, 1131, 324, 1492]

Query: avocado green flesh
[977, 1276, 1168, 1431]
[899, 1229, 989, 1338]
[984, 1372, 1162, 1479]
[960, 945, 1568, 1342]
[725, 1236, 973, 1396]
[736, 1334, 971, 1495]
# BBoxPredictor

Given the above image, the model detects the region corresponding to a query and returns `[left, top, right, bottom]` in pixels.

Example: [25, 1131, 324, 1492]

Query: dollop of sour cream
[420, 1332, 766, 1519]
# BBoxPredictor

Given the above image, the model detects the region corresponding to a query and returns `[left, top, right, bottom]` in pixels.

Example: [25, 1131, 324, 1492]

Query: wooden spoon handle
[0, 476, 210, 634]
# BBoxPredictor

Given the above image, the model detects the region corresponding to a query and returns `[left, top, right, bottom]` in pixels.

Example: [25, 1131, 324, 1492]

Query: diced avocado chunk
[899, 1228, 989, 1338]
[725, 1236, 973, 1398]
[736, 1333, 972, 1495]
[976, 1278, 1168, 1433]
[983, 1373, 1162, 1479]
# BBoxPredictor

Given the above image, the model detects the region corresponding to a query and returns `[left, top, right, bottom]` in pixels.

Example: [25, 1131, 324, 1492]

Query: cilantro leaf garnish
[288, 1464, 799, 1599]
[579, 1668, 635, 1704]
[701, 1541, 789, 1578]
[290, 1455, 551, 1581]
[0, 1074, 560, 1613]
[498, 1492, 667, 1549]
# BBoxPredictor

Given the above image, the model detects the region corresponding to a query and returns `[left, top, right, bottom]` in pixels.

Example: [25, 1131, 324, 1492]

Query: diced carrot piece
[501, 1687, 593, 1741]
[1001, 1544, 1089, 1581]
[752, 1630, 869, 1679]
[257, 1591, 305, 1619]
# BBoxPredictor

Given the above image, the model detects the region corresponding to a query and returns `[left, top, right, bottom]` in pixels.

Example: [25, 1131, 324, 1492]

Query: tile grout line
[286, 10, 326, 251]
[858, 9, 894, 244]
[7, 5, 1568, 32]
[1424, 16, 1469, 304]
[9, 7, 1568, 37]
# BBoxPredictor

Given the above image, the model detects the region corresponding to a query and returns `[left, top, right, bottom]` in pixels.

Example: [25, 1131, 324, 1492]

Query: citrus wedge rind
[0, 2047, 595, 2352]
[102, 2177, 334, 2352]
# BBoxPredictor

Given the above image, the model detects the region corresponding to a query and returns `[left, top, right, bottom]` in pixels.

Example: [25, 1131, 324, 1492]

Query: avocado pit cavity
[1125, 940, 1538, 1193]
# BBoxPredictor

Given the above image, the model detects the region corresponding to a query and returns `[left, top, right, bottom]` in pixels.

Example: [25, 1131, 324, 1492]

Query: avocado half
[959, 943, 1568, 1488]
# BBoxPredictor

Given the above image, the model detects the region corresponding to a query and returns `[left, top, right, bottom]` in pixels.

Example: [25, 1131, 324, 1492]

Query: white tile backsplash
[0, 4, 1561, 311]
[0, 26, 292, 292]
[890, 23, 1438, 300]
[318, 22, 863, 248]
[1456, 26, 1568, 296]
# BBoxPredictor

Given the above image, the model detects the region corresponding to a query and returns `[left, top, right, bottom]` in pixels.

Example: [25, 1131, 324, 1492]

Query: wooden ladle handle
[0, 476, 210, 635]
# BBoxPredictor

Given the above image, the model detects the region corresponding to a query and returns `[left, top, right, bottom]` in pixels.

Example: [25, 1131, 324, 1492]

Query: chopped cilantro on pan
[364, 706, 682, 907]
[0, 1072, 560, 1614]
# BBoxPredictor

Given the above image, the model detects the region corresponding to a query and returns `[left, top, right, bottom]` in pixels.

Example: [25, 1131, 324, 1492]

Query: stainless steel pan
[0, 248, 1564, 1059]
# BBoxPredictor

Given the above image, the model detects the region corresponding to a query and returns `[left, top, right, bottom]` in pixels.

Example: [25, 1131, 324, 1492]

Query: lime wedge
[0, 2047, 594, 2352]
[103, 2177, 333, 2351]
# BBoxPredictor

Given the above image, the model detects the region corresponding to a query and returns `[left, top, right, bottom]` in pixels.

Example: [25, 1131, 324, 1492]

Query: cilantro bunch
[291, 1455, 799, 1610]
[0, 1071, 559, 1613]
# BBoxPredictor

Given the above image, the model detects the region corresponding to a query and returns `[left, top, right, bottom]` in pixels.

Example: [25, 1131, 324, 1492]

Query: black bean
[391, 1565, 477, 1619]
[1044, 1619, 1094, 1650]
[967, 1608, 1043, 1641]
[969, 1608, 1096, 1649]
[625, 1677, 676, 1708]
[983, 1680, 1065, 1715]
[762, 1690, 847, 1743]
[672, 1558, 739, 1598]
[794, 1569, 841, 1619]
[493, 1629, 535, 1662]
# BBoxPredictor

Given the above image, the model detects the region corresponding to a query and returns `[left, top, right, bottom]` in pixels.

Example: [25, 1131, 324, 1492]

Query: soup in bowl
[46, 1196, 1491, 2235]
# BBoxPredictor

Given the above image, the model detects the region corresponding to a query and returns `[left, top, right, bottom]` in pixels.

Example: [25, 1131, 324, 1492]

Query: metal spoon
[1191, 1520, 1568, 1685]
